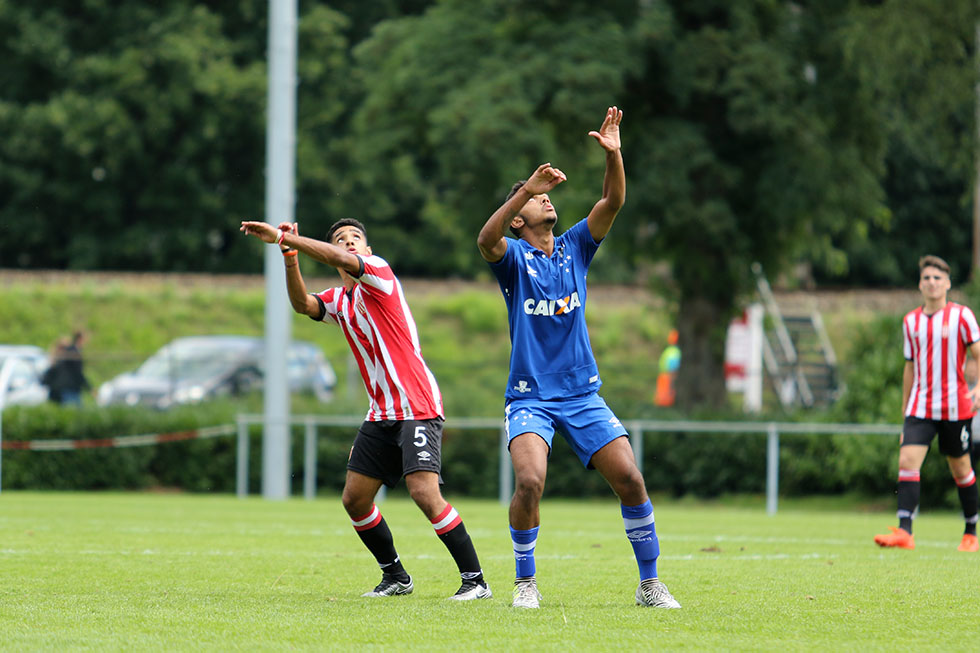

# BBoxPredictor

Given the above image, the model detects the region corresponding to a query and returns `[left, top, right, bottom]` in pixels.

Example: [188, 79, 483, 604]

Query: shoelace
[514, 581, 540, 600]
[640, 581, 669, 602]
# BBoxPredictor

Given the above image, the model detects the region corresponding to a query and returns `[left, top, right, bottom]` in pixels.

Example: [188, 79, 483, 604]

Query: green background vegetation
[3, 271, 968, 507]
[2, 0, 977, 408]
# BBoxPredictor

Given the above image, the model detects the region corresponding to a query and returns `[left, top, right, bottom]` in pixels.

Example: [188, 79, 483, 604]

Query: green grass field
[1, 492, 976, 652]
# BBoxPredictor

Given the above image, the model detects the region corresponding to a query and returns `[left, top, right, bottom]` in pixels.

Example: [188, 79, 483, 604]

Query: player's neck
[339, 270, 356, 292]
[922, 296, 947, 314]
[522, 230, 555, 257]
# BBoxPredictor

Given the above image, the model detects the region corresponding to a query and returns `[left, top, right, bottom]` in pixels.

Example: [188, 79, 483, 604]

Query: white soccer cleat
[512, 577, 542, 609]
[362, 574, 414, 597]
[448, 579, 493, 601]
[635, 578, 681, 608]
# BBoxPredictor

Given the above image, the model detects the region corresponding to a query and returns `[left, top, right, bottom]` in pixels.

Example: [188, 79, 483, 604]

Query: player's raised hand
[240, 220, 277, 243]
[524, 163, 567, 195]
[588, 106, 623, 152]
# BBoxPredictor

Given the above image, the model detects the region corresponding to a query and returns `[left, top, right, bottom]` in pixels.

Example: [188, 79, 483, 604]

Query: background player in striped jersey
[874, 255, 980, 552]
[477, 107, 680, 609]
[240, 218, 492, 599]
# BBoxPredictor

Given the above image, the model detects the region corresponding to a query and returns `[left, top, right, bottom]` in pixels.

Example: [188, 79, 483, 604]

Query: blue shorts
[505, 393, 629, 468]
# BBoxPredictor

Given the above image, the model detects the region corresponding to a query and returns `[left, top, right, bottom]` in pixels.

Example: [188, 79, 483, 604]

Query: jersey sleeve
[487, 237, 520, 289]
[902, 313, 913, 361]
[311, 287, 343, 324]
[563, 218, 601, 267]
[357, 255, 397, 298]
[960, 305, 980, 346]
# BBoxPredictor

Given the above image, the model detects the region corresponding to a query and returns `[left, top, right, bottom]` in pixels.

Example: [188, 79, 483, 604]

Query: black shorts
[347, 418, 444, 488]
[902, 416, 972, 457]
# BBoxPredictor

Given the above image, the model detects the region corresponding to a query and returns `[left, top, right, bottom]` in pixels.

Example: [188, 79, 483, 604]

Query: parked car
[0, 344, 51, 407]
[96, 335, 336, 409]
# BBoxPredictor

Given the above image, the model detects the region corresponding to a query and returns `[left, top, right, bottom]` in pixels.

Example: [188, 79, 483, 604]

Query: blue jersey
[488, 218, 602, 401]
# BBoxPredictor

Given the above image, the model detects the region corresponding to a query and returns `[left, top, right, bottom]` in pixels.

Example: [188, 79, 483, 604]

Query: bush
[1, 402, 237, 491]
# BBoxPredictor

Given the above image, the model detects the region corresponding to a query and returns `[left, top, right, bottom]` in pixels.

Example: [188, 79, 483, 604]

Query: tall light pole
[262, 0, 297, 500]
[973, 21, 980, 275]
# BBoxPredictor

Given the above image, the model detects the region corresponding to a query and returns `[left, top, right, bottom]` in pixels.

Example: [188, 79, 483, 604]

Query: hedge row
[1, 402, 964, 509]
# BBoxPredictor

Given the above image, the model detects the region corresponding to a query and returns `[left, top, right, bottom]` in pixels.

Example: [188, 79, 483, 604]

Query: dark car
[96, 335, 336, 409]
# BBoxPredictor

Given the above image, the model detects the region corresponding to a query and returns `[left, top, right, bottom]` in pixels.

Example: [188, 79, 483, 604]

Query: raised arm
[240, 220, 345, 318]
[477, 163, 566, 262]
[585, 106, 625, 242]
[240, 220, 361, 274]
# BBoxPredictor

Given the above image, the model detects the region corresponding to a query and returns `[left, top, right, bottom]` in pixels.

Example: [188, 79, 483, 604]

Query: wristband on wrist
[282, 249, 298, 258]
[276, 229, 286, 245]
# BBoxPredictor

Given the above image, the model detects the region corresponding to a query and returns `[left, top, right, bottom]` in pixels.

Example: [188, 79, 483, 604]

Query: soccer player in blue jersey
[477, 107, 680, 609]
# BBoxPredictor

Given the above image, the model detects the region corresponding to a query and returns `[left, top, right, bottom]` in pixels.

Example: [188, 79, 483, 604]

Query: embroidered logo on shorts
[417, 451, 431, 462]
[514, 380, 532, 393]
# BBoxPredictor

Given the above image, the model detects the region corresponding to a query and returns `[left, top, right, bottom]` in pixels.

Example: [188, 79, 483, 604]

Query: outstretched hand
[240, 220, 277, 243]
[524, 163, 567, 196]
[588, 106, 623, 152]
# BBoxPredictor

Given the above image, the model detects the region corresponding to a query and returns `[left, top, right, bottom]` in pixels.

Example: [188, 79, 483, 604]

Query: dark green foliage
[831, 315, 905, 424]
[1, 401, 235, 490]
[2, 1, 975, 411]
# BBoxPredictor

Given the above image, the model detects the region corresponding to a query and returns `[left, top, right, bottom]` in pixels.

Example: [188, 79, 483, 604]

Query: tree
[341, 0, 641, 277]
[617, 1, 889, 406]
[0, 1, 267, 271]
[821, 0, 978, 286]
[340, 0, 892, 408]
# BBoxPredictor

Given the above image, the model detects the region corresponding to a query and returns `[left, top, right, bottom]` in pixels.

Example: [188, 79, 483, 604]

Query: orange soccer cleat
[874, 526, 915, 550]
[957, 534, 979, 552]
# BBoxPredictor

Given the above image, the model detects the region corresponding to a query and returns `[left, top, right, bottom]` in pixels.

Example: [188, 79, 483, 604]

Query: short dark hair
[505, 180, 526, 202]
[918, 254, 950, 275]
[505, 180, 526, 236]
[326, 218, 367, 244]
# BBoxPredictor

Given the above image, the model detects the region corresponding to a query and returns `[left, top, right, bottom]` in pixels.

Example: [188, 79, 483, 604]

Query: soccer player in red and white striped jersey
[875, 255, 980, 552]
[240, 218, 492, 599]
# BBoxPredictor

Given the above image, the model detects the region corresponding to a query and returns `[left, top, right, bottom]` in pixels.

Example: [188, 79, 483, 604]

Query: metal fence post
[630, 421, 644, 477]
[304, 418, 316, 500]
[236, 415, 249, 498]
[766, 423, 779, 515]
[499, 424, 512, 505]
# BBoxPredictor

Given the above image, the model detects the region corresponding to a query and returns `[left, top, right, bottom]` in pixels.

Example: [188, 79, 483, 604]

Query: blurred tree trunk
[674, 295, 729, 408]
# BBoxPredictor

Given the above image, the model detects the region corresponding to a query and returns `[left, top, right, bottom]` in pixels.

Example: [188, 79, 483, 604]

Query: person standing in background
[874, 255, 980, 552]
[654, 329, 681, 407]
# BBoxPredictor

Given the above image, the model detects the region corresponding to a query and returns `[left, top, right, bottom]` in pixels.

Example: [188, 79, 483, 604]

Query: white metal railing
[233, 414, 900, 515]
[0, 358, 19, 494]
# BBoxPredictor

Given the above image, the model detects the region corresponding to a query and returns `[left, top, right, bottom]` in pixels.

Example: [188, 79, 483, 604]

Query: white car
[0, 345, 51, 407]
[97, 335, 336, 409]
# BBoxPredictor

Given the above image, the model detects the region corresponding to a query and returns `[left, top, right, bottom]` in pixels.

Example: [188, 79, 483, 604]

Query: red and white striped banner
[1, 424, 235, 451]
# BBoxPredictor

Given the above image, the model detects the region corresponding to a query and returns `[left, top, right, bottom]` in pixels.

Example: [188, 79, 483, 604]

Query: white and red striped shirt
[903, 302, 980, 420]
[313, 255, 443, 421]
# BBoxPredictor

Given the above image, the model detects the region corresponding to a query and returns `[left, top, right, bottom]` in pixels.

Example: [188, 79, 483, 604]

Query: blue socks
[510, 526, 539, 578]
[622, 500, 660, 580]
[512, 503, 659, 581]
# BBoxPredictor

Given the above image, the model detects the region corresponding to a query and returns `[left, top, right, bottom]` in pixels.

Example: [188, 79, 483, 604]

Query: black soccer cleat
[362, 574, 414, 597]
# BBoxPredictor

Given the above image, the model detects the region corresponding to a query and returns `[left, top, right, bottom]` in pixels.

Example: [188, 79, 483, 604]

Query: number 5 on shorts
[414, 425, 427, 447]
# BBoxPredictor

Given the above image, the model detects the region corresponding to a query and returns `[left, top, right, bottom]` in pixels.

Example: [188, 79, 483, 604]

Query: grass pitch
[1, 492, 976, 652]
